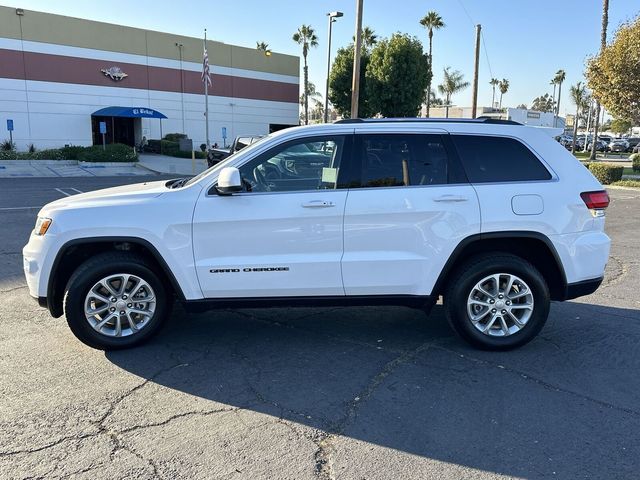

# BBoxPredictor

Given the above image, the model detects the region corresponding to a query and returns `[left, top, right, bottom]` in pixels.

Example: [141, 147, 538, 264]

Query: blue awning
[92, 106, 167, 119]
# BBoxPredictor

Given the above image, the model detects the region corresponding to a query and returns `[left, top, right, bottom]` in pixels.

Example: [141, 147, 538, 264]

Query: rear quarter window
[452, 135, 552, 183]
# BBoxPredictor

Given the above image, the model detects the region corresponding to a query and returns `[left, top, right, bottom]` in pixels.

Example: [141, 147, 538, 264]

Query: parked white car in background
[23, 118, 610, 350]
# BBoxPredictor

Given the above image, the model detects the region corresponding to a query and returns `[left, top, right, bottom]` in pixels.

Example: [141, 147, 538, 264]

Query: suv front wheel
[444, 254, 550, 350]
[64, 252, 172, 350]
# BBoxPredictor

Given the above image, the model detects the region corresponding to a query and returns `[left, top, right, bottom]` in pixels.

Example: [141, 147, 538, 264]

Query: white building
[0, 6, 300, 150]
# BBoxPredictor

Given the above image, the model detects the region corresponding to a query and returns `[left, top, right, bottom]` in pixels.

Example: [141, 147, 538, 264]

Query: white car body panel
[23, 120, 610, 312]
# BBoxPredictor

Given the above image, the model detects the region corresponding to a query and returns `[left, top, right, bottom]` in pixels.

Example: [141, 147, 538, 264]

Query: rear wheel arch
[433, 232, 567, 301]
[47, 237, 184, 318]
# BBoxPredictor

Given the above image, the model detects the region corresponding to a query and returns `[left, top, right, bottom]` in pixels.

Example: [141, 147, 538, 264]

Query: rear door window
[348, 134, 450, 188]
[452, 135, 551, 183]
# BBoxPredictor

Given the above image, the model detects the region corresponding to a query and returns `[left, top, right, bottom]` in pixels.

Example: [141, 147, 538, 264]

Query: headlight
[34, 217, 52, 236]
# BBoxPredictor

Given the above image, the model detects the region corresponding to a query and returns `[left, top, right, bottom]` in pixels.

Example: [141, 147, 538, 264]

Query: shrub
[200, 143, 207, 152]
[58, 145, 86, 160]
[630, 153, 640, 172]
[1, 139, 15, 151]
[163, 133, 187, 142]
[28, 143, 36, 153]
[588, 162, 624, 184]
[77, 143, 138, 162]
[30, 149, 66, 160]
[611, 180, 640, 188]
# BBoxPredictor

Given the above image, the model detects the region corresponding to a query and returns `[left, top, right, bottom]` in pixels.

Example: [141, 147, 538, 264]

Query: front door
[192, 134, 351, 298]
[341, 131, 481, 296]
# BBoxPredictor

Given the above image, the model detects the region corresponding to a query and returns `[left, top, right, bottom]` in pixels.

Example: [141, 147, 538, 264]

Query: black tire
[64, 252, 172, 350]
[444, 254, 550, 351]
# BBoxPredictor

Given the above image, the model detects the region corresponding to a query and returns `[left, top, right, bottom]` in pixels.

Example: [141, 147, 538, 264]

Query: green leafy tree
[586, 14, 640, 125]
[516, 103, 528, 109]
[293, 25, 318, 125]
[437, 67, 469, 118]
[531, 93, 554, 112]
[328, 44, 375, 118]
[419, 11, 445, 117]
[366, 33, 430, 117]
[570, 82, 586, 152]
[498, 79, 510, 109]
[610, 118, 632, 134]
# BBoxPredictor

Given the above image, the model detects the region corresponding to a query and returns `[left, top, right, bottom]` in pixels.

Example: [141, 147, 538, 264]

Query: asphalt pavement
[1, 177, 639, 479]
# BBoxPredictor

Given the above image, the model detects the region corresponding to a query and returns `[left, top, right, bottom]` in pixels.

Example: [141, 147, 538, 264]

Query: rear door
[341, 129, 481, 296]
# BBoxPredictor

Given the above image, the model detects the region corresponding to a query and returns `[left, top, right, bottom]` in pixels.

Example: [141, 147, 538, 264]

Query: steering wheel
[252, 166, 271, 192]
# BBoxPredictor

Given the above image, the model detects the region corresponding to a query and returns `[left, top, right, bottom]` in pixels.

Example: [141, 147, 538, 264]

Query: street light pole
[351, 0, 364, 119]
[176, 43, 185, 134]
[324, 11, 343, 123]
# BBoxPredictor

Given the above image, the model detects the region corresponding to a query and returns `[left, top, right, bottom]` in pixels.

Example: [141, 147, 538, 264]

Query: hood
[40, 179, 172, 214]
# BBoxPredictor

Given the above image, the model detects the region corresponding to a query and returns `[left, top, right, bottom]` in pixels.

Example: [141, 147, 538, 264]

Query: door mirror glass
[216, 167, 243, 195]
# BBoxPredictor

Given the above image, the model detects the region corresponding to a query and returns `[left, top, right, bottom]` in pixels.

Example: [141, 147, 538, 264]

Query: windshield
[183, 134, 272, 187]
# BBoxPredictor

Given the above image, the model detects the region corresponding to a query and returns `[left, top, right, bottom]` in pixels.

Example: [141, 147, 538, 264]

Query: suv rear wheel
[444, 254, 550, 350]
[64, 252, 172, 350]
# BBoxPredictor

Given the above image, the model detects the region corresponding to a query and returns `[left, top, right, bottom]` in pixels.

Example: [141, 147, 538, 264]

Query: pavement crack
[312, 341, 434, 480]
[0, 285, 27, 293]
[433, 344, 640, 418]
[117, 407, 238, 435]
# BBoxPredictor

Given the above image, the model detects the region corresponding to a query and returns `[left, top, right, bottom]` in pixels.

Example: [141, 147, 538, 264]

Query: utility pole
[350, 0, 364, 119]
[471, 24, 481, 119]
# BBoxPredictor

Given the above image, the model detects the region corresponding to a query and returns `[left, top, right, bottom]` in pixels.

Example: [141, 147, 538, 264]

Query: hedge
[588, 163, 624, 185]
[611, 180, 640, 188]
[630, 153, 640, 172]
[145, 139, 205, 158]
[77, 144, 138, 162]
[0, 143, 137, 162]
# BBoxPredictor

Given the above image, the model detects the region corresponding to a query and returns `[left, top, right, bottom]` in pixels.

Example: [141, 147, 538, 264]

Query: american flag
[202, 47, 212, 87]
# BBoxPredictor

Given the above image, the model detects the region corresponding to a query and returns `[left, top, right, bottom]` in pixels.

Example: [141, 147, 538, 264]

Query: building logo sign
[527, 112, 541, 119]
[132, 108, 154, 116]
[101, 66, 128, 81]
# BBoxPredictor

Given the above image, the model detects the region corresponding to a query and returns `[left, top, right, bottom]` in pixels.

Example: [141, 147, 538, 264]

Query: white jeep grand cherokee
[23, 118, 611, 350]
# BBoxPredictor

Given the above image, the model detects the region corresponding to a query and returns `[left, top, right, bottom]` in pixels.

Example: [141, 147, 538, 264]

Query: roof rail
[334, 117, 522, 126]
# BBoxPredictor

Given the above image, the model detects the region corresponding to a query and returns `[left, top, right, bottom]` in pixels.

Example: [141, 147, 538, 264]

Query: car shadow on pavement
[106, 301, 640, 478]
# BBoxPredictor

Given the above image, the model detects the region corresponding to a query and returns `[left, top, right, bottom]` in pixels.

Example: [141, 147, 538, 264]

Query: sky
[4, 0, 638, 117]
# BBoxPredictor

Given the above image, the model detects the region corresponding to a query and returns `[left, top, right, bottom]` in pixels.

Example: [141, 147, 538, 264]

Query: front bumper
[564, 276, 604, 300]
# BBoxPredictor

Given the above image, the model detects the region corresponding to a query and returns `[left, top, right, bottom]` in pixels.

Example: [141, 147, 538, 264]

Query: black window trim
[341, 132, 469, 190]
[449, 132, 558, 184]
[207, 133, 354, 196]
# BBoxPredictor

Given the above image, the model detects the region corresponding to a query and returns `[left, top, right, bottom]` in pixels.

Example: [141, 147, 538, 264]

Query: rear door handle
[433, 195, 468, 203]
[302, 200, 335, 208]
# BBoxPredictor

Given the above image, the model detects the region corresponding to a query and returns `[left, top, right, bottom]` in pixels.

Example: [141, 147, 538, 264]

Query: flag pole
[204, 29, 210, 149]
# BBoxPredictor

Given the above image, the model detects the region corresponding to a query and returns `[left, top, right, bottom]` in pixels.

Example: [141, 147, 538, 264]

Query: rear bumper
[564, 276, 603, 300]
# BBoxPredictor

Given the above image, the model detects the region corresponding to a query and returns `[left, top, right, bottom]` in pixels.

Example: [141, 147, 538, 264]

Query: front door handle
[302, 200, 335, 208]
[433, 195, 468, 203]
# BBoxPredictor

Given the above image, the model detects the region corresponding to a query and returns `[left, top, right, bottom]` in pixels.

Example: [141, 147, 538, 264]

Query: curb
[135, 163, 164, 174]
[607, 185, 640, 191]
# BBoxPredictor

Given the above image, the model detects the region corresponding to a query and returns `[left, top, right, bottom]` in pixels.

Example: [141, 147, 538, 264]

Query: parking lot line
[70, 188, 83, 193]
[0, 206, 42, 211]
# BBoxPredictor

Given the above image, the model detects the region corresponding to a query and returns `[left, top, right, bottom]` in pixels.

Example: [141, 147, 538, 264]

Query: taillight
[581, 190, 609, 216]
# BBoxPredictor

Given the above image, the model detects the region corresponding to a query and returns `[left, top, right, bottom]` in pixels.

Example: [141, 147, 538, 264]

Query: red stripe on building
[0, 48, 299, 104]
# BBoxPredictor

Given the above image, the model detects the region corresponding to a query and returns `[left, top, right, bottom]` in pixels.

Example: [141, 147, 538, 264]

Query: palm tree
[591, 0, 609, 160]
[550, 78, 557, 113]
[554, 69, 566, 126]
[570, 82, 585, 153]
[256, 42, 271, 56]
[438, 67, 469, 118]
[293, 25, 318, 125]
[498, 79, 510, 109]
[354, 26, 378, 52]
[419, 11, 445, 117]
[489, 78, 500, 109]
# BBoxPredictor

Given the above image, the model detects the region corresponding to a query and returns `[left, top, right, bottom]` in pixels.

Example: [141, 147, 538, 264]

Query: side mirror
[216, 167, 243, 195]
